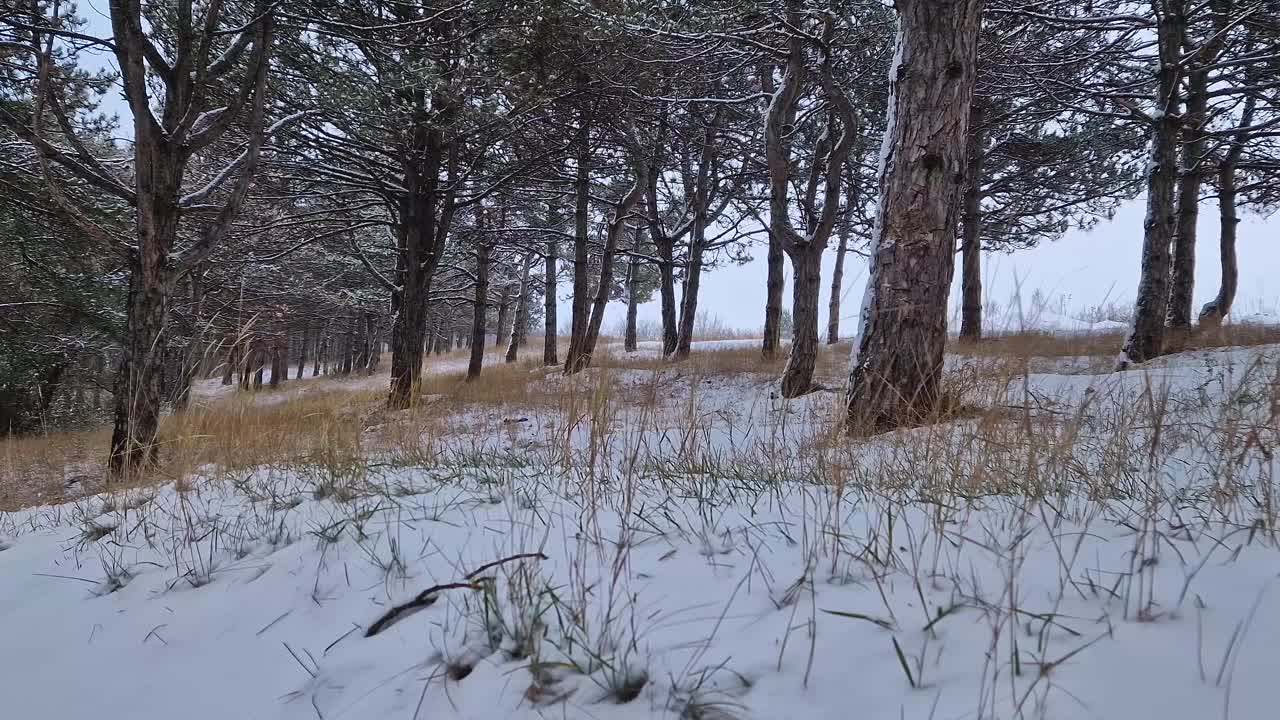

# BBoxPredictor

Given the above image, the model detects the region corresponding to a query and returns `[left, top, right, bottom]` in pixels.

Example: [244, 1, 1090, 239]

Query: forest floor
[4, 323, 1280, 720]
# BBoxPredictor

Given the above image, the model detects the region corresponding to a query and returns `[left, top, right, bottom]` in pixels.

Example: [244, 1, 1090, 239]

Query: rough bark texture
[296, 327, 310, 380]
[644, 162, 680, 357]
[1118, 0, 1185, 368]
[563, 113, 593, 373]
[624, 226, 641, 353]
[958, 103, 985, 341]
[760, 48, 803, 361]
[827, 222, 850, 345]
[846, 0, 982, 432]
[1198, 92, 1252, 327]
[1167, 69, 1208, 330]
[774, 13, 857, 398]
[387, 136, 455, 408]
[575, 166, 648, 373]
[467, 242, 490, 380]
[494, 283, 514, 348]
[505, 252, 533, 363]
[544, 225, 559, 366]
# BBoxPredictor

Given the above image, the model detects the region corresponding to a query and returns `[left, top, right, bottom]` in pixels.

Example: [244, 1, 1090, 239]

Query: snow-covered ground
[3, 342, 1279, 720]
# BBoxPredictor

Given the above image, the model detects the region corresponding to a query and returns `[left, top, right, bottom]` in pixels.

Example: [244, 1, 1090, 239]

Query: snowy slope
[3, 343, 1279, 720]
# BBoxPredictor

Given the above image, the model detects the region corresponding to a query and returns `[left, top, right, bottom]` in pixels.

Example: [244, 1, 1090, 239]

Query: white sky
[612, 200, 1277, 335]
[75, 2, 1276, 335]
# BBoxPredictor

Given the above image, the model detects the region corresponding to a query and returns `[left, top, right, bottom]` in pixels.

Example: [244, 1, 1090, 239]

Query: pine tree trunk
[544, 211, 560, 366]
[847, 0, 981, 433]
[781, 247, 822, 397]
[1167, 67, 1208, 331]
[108, 259, 170, 475]
[1200, 154, 1242, 327]
[1119, 1, 1185, 367]
[564, 113, 593, 374]
[624, 227, 641, 353]
[506, 253, 534, 363]
[959, 103, 985, 340]
[655, 239, 678, 356]
[222, 342, 237, 386]
[296, 327, 310, 379]
[495, 283, 514, 348]
[762, 237, 785, 358]
[674, 231, 705, 360]
[468, 243, 490, 381]
[827, 222, 850, 345]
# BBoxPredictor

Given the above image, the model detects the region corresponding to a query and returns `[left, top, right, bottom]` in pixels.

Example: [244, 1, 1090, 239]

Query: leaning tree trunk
[576, 166, 648, 372]
[827, 221, 850, 345]
[780, 246, 823, 397]
[846, 0, 982, 433]
[506, 252, 534, 363]
[624, 226, 642, 353]
[1118, 0, 1185, 368]
[958, 103, 985, 341]
[1167, 67, 1209, 331]
[467, 243, 490, 381]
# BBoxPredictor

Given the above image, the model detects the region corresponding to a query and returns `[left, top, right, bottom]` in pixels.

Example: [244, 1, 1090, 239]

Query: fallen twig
[364, 552, 548, 637]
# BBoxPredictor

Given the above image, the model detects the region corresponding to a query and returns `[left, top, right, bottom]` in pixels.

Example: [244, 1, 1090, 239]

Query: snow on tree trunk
[506, 252, 534, 363]
[827, 222, 850, 345]
[1118, 0, 1185, 368]
[846, 0, 982, 432]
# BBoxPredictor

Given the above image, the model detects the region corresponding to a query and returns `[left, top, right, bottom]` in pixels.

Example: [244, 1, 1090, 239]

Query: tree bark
[959, 102, 985, 340]
[846, 0, 982, 432]
[625, 226, 641, 353]
[544, 228, 560, 366]
[781, 249, 822, 397]
[576, 165, 648, 372]
[1118, 0, 1185, 368]
[296, 327, 310, 380]
[675, 223, 705, 359]
[761, 45, 804, 361]
[563, 110, 593, 373]
[495, 282, 514, 348]
[1167, 66, 1208, 331]
[1198, 94, 1253, 327]
[467, 242, 490, 381]
[827, 221, 850, 345]
[506, 252, 534, 363]
[108, 239, 171, 474]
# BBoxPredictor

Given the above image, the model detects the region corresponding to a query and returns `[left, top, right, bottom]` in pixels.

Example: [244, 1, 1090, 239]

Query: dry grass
[6, 322, 1280, 513]
[951, 321, 1280, 361]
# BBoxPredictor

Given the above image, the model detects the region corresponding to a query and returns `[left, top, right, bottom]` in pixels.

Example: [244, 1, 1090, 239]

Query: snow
[986, 310, 1129, 336]
[4, 343, 1280, 719]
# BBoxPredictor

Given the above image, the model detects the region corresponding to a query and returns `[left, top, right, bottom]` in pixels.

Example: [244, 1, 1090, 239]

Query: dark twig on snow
[363, 553, 548, 637]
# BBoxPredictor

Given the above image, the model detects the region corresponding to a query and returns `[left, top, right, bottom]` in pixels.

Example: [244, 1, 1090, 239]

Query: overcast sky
[74, 2, 1276, 335]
